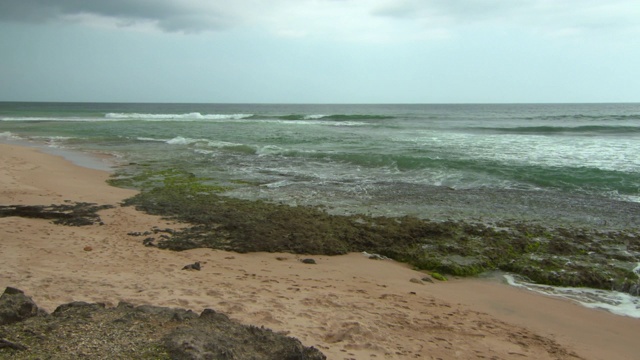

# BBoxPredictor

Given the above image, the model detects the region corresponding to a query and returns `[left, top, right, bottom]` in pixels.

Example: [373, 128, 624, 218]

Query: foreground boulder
[164, 309, 324, 360]
[0, 287, 47, 326]
[0, 287, 325, 360]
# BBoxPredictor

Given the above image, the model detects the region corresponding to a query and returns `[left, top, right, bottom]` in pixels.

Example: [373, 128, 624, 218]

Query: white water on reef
[504, 274, 640, 318]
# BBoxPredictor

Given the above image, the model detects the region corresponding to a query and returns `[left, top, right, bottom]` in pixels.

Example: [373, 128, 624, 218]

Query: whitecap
[257, 145, 288, 156]
[166, 136, 201, 145]
[105, 112, 253, 121]
[0, 131, 17, 139]
[205, 140, 246, 148]
[136, 137, 168, 142]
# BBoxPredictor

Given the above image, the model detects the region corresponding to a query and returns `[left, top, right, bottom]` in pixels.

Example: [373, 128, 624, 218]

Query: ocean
[1, 102, 638, 225]
[2, 102, 640, 316]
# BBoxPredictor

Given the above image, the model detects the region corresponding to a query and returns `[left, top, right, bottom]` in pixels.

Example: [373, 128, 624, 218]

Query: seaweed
[113, 169, 640, 294]
[0, 203, 112, 226]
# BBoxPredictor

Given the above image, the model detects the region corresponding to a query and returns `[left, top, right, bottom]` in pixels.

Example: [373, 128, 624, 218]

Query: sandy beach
[1, 143, 639, 360]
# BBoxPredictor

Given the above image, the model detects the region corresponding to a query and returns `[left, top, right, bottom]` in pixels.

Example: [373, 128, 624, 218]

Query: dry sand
[1, 143, 639, 359]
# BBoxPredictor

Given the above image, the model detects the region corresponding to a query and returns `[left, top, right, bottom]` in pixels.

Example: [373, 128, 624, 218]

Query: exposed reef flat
[113, 168, 640, 295]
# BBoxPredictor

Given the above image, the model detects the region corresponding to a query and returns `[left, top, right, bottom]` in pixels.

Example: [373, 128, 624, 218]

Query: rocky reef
[116, 169, 640, 295]
[4, 167, 638, 296]
[0, 287, 325, 360]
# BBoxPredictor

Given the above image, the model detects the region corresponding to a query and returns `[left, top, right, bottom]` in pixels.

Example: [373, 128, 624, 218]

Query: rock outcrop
[0, 287, 47, 326]
[0, 287, 325, 360]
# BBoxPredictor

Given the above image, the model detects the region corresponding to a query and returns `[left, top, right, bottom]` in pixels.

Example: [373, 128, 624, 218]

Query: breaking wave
[105, 112, 253, 121]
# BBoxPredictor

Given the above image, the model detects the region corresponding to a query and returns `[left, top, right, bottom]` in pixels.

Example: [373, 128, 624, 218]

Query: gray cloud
[1, 0, 638, 37]
[0, 0, 234, 32]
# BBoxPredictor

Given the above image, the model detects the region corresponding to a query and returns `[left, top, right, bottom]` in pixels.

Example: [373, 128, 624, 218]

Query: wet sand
[1, 143, 639, 359]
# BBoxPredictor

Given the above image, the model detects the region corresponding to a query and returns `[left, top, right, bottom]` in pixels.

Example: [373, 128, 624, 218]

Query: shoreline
[1, 142, 639, 359]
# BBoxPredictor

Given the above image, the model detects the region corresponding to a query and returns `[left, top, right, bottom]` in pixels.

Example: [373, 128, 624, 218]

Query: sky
[0, 0, 639, 104]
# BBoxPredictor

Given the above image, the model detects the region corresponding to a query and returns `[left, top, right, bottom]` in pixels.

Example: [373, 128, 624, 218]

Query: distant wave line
[105, 112, 253, 120]
[524, 114, 640, 121]
[471, 125, 640, 134]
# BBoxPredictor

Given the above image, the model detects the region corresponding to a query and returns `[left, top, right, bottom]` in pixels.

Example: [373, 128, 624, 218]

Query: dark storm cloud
[0, 0, 233, 32]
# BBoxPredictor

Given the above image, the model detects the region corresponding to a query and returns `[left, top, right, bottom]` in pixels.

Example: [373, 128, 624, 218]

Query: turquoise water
[1, 102, 639, 226]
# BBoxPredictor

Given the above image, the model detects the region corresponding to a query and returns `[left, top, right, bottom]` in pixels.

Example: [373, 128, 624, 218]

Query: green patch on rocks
[430, 273, 447, 281]
[114, 169, 640, 295]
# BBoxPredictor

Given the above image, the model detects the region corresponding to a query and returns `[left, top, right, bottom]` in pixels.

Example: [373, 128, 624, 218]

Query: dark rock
[183, 261, 202, 270]
[53, 301, 106, 318]
[421, 276, 434, 283]
[163, 308, 326, 360]
[135, 304, 199, 322]
[0, 288, 326, 359]
[0, 203, 113, 226]
[153, 227, 175, 235]
[143, 237, 156, 247]
[300, 258, 316, 264]
[0, 287, 47, 325]
[0, 338, 27, 351]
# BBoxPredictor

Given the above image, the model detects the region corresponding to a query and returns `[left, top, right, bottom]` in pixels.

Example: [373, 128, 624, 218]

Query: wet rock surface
[0, 288, 326, 360]
[120, 175, 640, 295]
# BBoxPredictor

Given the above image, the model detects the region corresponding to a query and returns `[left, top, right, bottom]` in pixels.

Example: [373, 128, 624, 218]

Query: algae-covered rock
[114, 169, 640, 295]
[0, 288, 326, 360]
[0, 287, 47, 326]
[164, 309, 326, 360]
[0, 203, 112, 226]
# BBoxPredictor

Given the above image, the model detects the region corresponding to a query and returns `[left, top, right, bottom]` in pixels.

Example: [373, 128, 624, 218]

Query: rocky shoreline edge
[2, 174, 639, 297]
[117, 168, 640, 295]
[0, 287, 326, 359]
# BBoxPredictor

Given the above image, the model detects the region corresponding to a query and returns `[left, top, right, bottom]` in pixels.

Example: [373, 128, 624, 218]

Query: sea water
[504, 274, 640, 318]
[2, 102, 639, 315]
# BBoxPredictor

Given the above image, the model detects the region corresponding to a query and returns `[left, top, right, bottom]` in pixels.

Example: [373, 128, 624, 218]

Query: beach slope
[1, 143, 638, 359]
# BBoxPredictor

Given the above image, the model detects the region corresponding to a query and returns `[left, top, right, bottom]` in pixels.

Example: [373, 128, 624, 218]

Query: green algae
[113, 169, 640, 295]
[430, 273, 447, 281]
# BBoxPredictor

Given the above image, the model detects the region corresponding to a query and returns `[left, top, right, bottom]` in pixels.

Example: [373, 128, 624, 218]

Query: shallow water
[2, 102, 639, 228]
[504, 274, 640, 318]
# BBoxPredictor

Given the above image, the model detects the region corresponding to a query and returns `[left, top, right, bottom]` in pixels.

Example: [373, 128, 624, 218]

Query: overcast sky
[1, 0, 639, 103]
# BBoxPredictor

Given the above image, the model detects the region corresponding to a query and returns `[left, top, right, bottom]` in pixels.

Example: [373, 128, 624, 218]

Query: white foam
[504, 274, 640, 318]
[104, 112, 253, 121]
[205, 140, 246, 148]
[166, 136, 201, 145]
[136, 137, 167, 142]
[263, 180, 293, 188]
[0, 131, 18, 139]
[193, 149, 216, 156]
[257, 145, 288, 156]
[304, 114, 328, 119]
[31, 136, 74, 148]
[243, 119, 367, 127]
